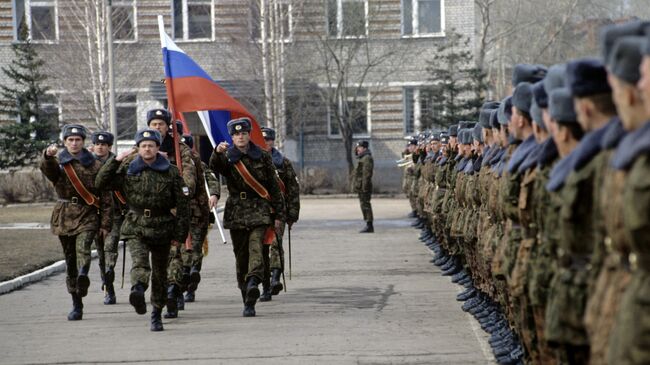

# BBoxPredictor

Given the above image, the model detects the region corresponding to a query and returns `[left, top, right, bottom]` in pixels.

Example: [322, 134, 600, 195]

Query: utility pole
[106, 0, 118, 153]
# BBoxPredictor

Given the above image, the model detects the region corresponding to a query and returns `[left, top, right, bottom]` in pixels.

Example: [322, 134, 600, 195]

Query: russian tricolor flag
[158, 16, 265, 148]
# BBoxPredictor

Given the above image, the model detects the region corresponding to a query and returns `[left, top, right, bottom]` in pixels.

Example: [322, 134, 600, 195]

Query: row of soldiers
[403, 19, 650, 365]
[40, 110, 300, 331]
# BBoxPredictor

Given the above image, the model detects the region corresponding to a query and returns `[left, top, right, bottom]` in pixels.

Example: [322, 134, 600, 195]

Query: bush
[0, 168, 55, 204]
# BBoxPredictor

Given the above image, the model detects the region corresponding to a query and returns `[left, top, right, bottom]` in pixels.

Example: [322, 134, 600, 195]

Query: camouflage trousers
[128, 237, 171, 309]
[230, 226, 265, 289]
[95, 212, 124, 280]
[59, 231, 96, 294]
[167, 243, 184, 288]
[262, 223, 286, 287]
[181, 220, 209, 273]
[358, 192, 374, 223]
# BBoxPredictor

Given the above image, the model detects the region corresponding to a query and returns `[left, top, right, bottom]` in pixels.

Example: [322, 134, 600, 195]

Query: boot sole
[129, 291, 147, 315]
[77, 275, 90, 297]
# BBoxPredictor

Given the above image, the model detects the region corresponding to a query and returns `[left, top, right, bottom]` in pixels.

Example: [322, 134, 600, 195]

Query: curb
[0, 206, 226, 296]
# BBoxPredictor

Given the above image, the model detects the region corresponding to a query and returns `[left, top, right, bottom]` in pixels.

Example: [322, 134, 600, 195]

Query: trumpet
[396, 154, 414, 168]
[398, 160, 414, 168]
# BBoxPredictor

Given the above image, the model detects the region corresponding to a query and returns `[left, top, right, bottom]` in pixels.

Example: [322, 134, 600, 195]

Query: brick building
[0, 0, 475, 191]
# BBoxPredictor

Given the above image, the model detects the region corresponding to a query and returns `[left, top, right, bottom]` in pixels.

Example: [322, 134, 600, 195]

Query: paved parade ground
[0, 198, 492, 365]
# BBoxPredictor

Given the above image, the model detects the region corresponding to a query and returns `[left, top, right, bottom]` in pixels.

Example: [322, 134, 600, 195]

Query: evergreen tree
[0, 19, 57, 170]
[424, 30, 487, 130]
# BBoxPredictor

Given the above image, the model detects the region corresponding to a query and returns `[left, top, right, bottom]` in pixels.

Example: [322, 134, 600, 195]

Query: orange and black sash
[233, 161, 277, 245]
[114, 191, 127, 205]
[62, 164, 100, 208]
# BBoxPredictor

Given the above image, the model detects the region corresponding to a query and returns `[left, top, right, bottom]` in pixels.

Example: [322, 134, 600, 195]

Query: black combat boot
[242, 277, 259, 317]
[359, 222, 374, 233]
[77, 266, 90, 297]
[260, 281, 272, 302]
[150, 307, 164, 332]
[184, 290, 195, 302]
[270, 269, 283, 295]
[67, 293, 83, 321]
[129, 283, 147, 315]
[177, 292, 185, 311]
[164, 284, 179, 318]
[181, 266, 191, 290]
[188, 265, 201, 292]
[103, 268, 116, 305]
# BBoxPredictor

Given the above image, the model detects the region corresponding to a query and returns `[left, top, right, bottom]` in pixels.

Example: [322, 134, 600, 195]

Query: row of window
[38, 86, 431, 140]
[13, 0, 444, 42]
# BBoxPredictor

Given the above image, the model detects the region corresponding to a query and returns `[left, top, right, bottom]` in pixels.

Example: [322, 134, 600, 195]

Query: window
[402, 0, 443, 36]
[116, 93, 137, 140]
[173, 0, 212, 41]
[250, 0, 292, 41]
[327, 0, 367, 38]
[404, 86, 438, 133]
[329, 88, 369, 137]
[13, 0, 58, 42]
[112, 0, 136, 42]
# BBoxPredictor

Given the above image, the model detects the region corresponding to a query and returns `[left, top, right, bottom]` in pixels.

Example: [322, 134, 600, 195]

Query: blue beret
[512, 64, 547, 86]
[600, 21, 650, 64]
[261, 127, 276, 140]
[543, 64, 566, 96]
[531, 99, 545, 131]
[609, 36, 645, 85]
[91, 131, 114, 145]
[180, 134, 194, 149]
[147, 109, 172, 125]
[566, 58, 611, 97]
[135, 128, 162, 146]
[498, 96, 513, 125]
[227, 117, 252, 135]
[62, 124, 87, 140]
[512, 82, 533, 114]
[549, 88, 578, 123]
[532, 81, 548, 109]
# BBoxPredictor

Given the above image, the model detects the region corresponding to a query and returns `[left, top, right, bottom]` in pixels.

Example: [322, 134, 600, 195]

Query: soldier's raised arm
[40, 144, 62, 184]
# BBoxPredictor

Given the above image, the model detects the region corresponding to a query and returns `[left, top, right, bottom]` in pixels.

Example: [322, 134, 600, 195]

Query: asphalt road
[0, 198, 493, 365]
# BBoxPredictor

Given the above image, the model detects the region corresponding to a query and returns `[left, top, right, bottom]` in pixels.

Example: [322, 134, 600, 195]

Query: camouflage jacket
[95, 154, 190, 243]
[271, 148, 300, 223]
[189, 151, 210, 221]
[40, 148, 112, 236]
[204, 161, 221, 198]
[352, 151, 374, 193]
[209, 142, 285, 229]
[96, 151, 128, 215]
[160, 136, 197, 199]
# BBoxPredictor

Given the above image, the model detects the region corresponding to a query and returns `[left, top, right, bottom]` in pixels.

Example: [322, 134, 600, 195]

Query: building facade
[0, 0, 475, 191]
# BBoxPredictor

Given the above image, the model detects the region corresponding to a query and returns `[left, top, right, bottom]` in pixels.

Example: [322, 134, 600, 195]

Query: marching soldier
[260, 127, 300, 301]
[352, 140, 374, 233]
[95, 128, 190, 331]
[210, 118, 285, 317]
[40, 124, 112, 321]
[178, 134, 221, 303]
[90, 131, 125, 305]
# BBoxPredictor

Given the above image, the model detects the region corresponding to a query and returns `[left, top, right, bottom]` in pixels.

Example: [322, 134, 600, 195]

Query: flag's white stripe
[197, 111, 216, 148]
[158, 15, 185, 54]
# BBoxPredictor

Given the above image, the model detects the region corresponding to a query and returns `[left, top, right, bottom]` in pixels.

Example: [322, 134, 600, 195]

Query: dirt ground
[0, 204, 61, 282]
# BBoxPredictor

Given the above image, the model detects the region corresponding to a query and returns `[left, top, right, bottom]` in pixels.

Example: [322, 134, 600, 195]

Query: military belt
[57, 196, 85, 205]
[129, 207, 170, 218]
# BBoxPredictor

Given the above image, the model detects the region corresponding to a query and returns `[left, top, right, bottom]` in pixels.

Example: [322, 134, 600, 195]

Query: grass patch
[0, 204, 53, 224]
[0, 229, 62, 282]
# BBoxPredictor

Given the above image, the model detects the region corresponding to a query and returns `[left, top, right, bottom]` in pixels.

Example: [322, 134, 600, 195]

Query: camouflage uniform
[353, 150, 374, 225]
[40, 148, 112, 297]
[209, 142, 285, 293]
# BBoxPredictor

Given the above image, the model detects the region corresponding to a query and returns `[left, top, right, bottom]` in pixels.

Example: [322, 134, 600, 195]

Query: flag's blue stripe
[209, 110, 233, 144]
[163, 48, 213, 81]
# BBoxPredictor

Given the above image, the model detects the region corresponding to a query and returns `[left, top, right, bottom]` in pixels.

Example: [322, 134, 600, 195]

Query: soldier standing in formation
[260, 127, 300, 301]
[404, 21, 650, 365]
[210, 118, 285, 317]
[40, 125, 112, 321]
[95, 128, 190, 331]
[352, 140, 374, 233]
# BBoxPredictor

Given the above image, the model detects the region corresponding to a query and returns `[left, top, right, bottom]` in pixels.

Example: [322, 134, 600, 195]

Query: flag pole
[159, 16, 190, 251]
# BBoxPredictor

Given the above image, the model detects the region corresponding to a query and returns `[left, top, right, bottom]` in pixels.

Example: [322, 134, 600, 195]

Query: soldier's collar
[601, 116, 626, 150]
[58, 148, 95, 167]
[537, 138, 558, 168]
[127, 153, 170, 175]
[612, 120, 650, 171]
[271, 147, 284, 168]
[226, 142, 263, 163]
[571, 121, 611, 172]
[546, 151, 578, 192]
